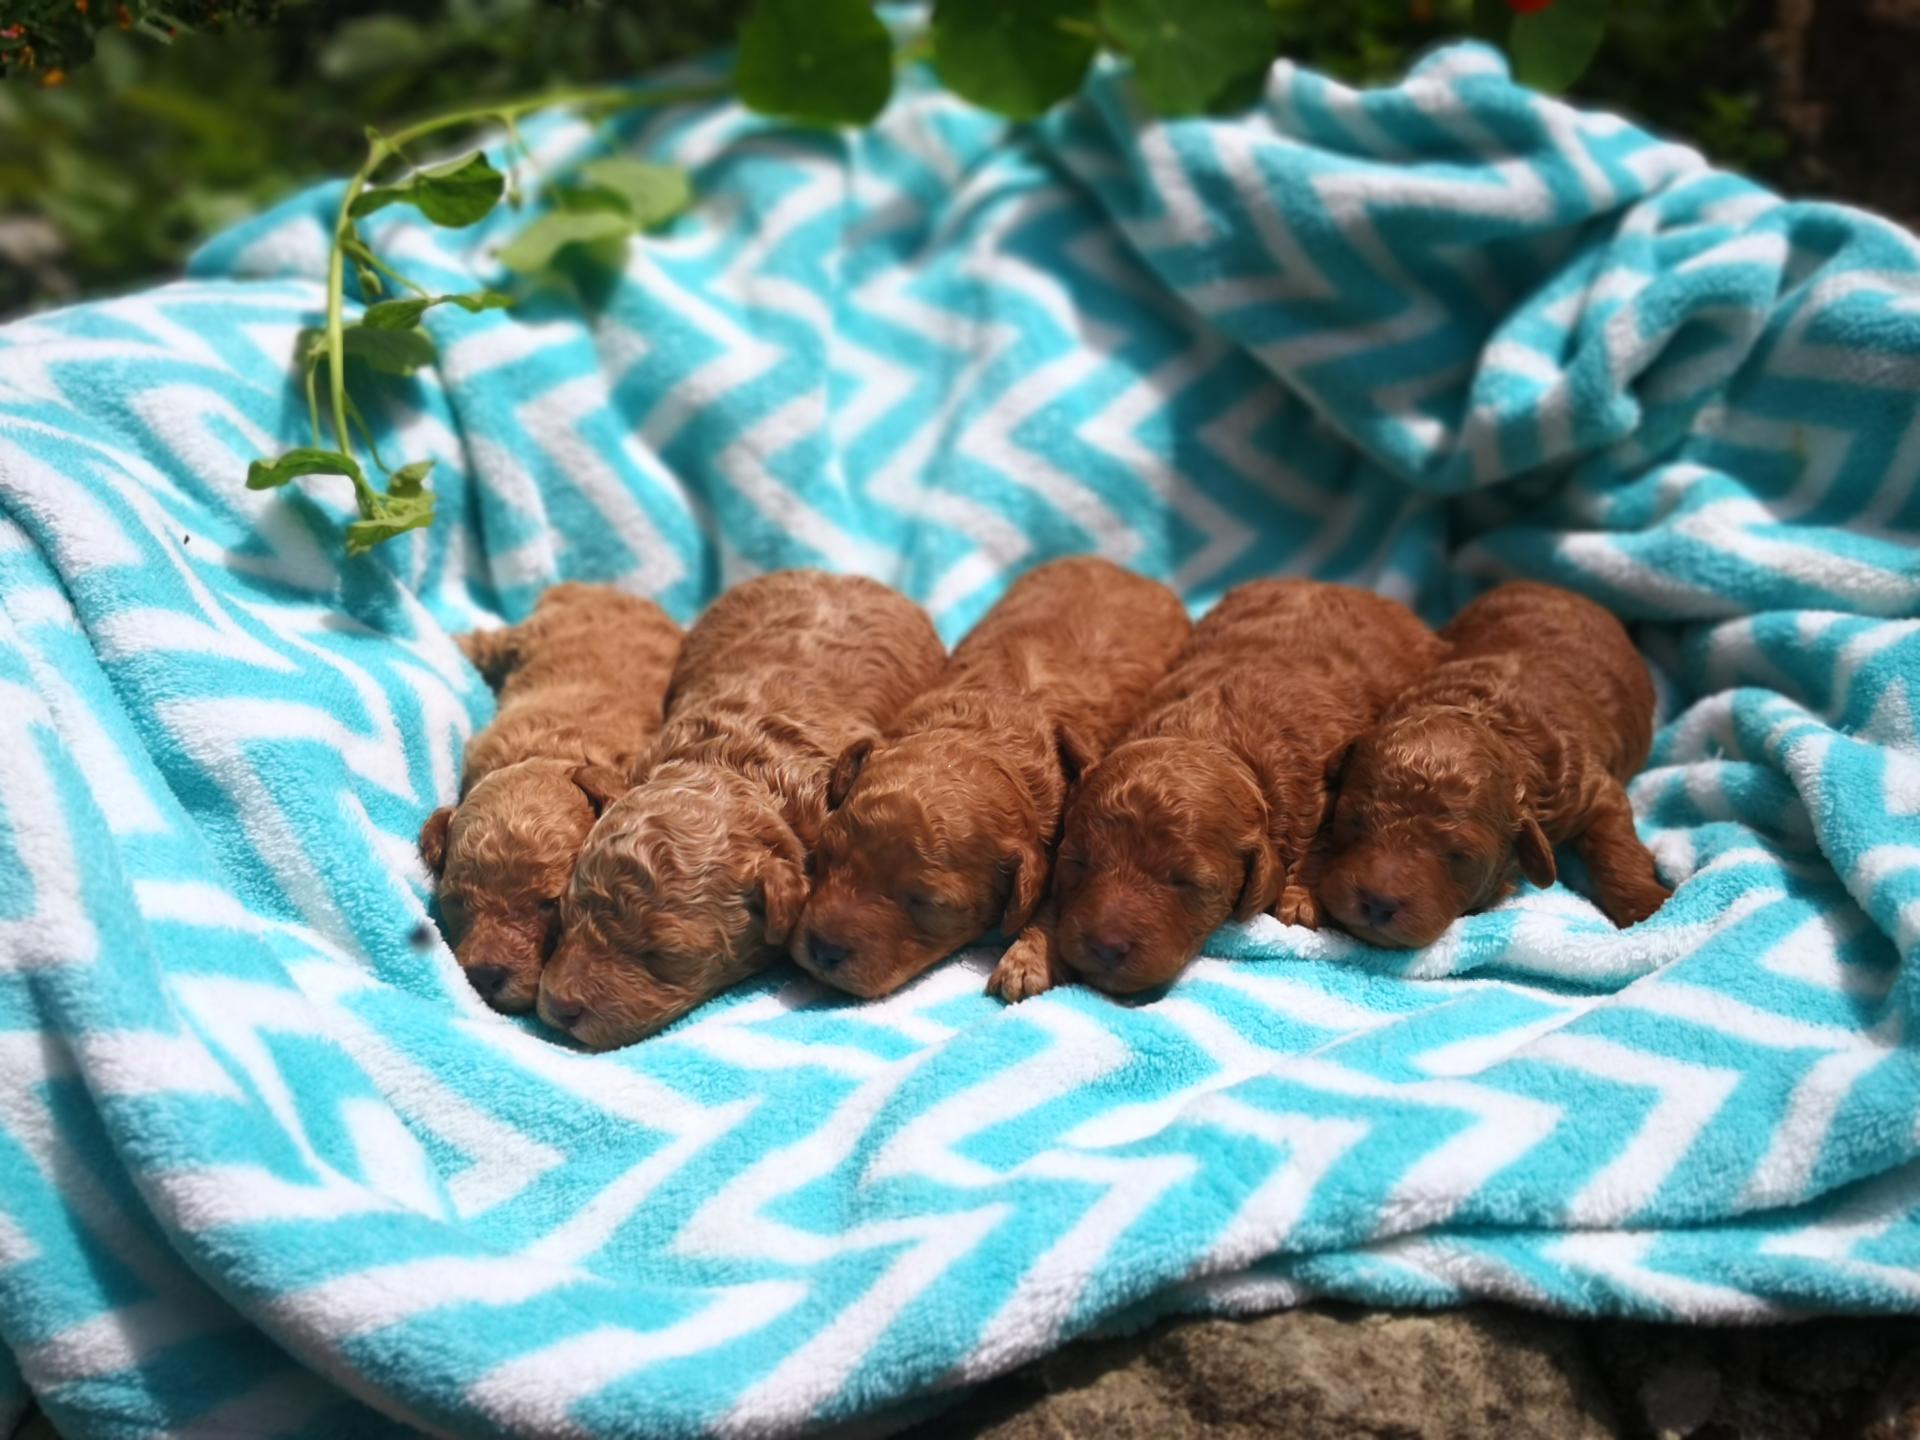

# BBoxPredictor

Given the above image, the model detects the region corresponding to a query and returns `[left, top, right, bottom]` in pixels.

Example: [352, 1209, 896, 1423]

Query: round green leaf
[1103, 0, 1278, 116]
[1508, 0, 1608, 94]
[576, 158, 694, 229]
[340, 324, 437, 376]
[737, 0, 895, 127]
[361, 291, 513, 330]
[496, 210, 637, 274]
[351, 152, 506, 229]
[931, 0, 1097, 122]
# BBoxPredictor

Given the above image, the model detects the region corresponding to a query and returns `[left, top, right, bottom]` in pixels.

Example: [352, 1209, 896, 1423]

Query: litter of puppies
[425, 565, 1670, 1050]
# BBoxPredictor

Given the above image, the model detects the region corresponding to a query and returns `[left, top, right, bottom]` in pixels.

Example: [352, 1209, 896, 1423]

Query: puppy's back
[1439, 582, 1653, 777]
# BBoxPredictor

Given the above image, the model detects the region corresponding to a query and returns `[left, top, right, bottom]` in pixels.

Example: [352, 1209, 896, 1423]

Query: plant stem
[319, 77, 728, 501]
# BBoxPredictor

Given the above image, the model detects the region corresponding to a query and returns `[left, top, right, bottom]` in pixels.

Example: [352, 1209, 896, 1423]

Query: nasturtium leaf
[1103, 0, 1278, 116]
[496, 210, 636, 273]
[339, 324, 437, 376]
[931, 0, 1097, 121]
[1508, 0, 1606, 93]
[576, 158, 693, 229]
[345, 499, 436, 555]
[350, 152, 506, 228]
[361, 291, 513, 329]
[736, 0, 894, 126]
[247, 448, 364, 491]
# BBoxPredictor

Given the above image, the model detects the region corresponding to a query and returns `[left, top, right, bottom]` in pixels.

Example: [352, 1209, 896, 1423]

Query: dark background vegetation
[0, 0, 1913, 321]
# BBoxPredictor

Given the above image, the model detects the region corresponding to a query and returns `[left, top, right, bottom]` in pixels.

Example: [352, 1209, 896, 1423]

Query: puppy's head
[538, 766, 806, 1051]
[790, 732, 1066, 998]
[1319, 709, 1554, 950]
[1052, 738, 1278, 994]
[419, 759, 624, 1012]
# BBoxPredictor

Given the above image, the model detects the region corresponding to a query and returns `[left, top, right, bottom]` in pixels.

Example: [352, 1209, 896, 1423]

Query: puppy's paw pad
[1275, 886, 1321, 930]
[988, 938, 1058, 1003]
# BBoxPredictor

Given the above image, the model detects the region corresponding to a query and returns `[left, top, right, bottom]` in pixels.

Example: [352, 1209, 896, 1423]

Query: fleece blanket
[3, 39, 1920, 1440]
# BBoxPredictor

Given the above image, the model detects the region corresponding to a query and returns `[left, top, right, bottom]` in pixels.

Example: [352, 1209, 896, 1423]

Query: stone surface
[918, 1305, 1620, 1440]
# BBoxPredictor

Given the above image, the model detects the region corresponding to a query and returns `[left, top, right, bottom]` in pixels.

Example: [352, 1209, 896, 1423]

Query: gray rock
[920, 1304, 1620, 1439]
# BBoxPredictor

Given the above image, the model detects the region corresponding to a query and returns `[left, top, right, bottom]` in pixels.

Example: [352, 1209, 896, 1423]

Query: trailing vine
[4, 0, 1613, 555]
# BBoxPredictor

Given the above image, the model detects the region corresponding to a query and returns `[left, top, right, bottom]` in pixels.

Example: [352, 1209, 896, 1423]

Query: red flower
[1507, 0, 1554, 11]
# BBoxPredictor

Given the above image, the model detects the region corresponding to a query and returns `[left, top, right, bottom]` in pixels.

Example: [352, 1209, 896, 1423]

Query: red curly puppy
[1051, 580, 1446, 995]
[789, 557, 1190, 1002]
[419, 583, 681, 1013]
[539, 571, 945, 1051]
[1319, 581, 1670, 949]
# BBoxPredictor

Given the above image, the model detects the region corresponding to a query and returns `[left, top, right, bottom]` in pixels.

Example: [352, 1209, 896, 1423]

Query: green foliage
[496, 207, 633, 271]
[575, 156, 692, 228]
[735, 0, 892, 126]
[246, 447, 363, 491]
[930, 0, 1096, 123]
[350, 150, 504, 226]
[1103, 0, 1276, 116]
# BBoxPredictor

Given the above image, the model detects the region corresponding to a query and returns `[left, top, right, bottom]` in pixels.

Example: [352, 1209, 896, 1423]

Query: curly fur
[1052, 580, 1447, 993]
[419, 583, 680, 1014]
[1319, 581, 1668, 949]
[789, 558, 1191, 1000]
[540, 571, 945, 1051]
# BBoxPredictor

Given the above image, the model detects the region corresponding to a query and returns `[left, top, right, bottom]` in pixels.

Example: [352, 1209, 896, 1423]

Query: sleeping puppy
[419, 583, 681, 1013]
[1319, 581, 1670, 948]
[538, 571, 945, 1050]
[789, 557, 1190, 1001]
[1051, 580, 1446, 994]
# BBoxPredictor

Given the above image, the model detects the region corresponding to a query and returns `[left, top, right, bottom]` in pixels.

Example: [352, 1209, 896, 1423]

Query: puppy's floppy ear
[1515, 812, 1556, 889]
[827, 737, 874, 810]
[419, 806, 455, 875]
[1000, 841, 1049, 935]
[754, 854, 809, 947]
[1232, 838, 1281, 923]
[457, 624, 523, 687]
[571, 765, 629, 817]
[1055, 723, 1097, 786]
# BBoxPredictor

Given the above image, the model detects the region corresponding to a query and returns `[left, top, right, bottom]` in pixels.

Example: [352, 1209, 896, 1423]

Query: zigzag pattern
[2, 40, 1918, 1440]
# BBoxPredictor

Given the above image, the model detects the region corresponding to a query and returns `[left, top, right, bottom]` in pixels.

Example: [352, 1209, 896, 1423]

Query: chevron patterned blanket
[3, 40, 1919, 1440]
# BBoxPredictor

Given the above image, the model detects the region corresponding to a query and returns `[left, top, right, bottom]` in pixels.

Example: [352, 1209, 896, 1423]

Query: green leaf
[345, 491, 436, 554]
[576, 158, 693, 229]
[350, 152, 506, 228]
[736, 0, 894, 126]
[361, 291, 513, 329]
[1508, 0, 1608, 94]
[386, 459, 435, 497]
[341, 324, 437, 376]
[496, 209, 636, 273]
[931, 0, 1097, 122]
[1103, 0, 1278, 115]
[247, 448, 364, 491]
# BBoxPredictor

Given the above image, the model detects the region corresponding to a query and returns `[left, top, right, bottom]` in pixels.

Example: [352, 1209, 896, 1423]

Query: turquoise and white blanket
[4, 40, 1919, 1440]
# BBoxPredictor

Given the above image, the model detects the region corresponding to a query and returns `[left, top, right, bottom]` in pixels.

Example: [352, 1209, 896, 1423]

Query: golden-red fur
[540, 571, 945, 1050]
[1320, 581, 1668, 948]
[419, 583, 681, 1013]
[789, 558, 1191, 1001]
[1052, 580, 1447, 994]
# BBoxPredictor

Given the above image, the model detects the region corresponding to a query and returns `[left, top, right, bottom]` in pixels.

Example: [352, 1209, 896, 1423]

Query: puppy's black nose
[545, 995, 585, 1028]
[466, 965, 507, 999]
[807, 935, 851, 970]
[1087, 935, 1132, 968]
[1357, 891, 1400, 930]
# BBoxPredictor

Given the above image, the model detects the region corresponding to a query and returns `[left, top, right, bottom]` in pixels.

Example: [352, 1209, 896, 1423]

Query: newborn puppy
[1319, 581, 1669, 948]
[1052, 580, 1446, 994]
[791, 557, 1190, 1002]
[540, 571, 945, 1050]
[419, 584, 681, 1013]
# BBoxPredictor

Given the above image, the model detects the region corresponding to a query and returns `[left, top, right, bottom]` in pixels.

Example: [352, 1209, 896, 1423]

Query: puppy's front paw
[1275, 885, 1321, 930]
[1602, 877, 1673, 929]
[988, 927, 1064, 1003]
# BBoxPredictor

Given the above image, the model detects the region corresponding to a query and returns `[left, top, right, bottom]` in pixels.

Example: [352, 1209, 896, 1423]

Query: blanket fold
[1, 39, 1917, 1440]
